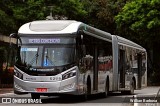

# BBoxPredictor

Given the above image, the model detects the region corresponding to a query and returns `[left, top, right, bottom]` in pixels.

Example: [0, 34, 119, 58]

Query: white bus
[10, 20, 147, 99]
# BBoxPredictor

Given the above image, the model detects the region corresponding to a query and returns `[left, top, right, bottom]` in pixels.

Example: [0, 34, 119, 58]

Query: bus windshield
[43, 46, 75, 67]
[20, 45, 75, 67]
[20, 46, 42, 67]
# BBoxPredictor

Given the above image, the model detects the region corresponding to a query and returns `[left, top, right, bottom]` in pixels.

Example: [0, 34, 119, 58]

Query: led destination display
[20, 37, 76, 44]
[29, 39, 60, 44]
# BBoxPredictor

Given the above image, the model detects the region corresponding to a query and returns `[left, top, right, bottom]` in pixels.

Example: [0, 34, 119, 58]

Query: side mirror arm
[9, 33, 22, 46]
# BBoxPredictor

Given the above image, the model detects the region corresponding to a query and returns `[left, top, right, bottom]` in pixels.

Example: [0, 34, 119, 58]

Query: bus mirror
[9, 33, 22, 46]
[77, 33, 84, 45]
[81, 35, 83, 40]
[9, 33, 17, 47]
[10, 33, 18, 38]
[77, 30, 84, 36]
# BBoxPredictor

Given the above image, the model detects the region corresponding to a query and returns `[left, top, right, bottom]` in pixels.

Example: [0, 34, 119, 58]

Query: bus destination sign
[20, 37, 75, 44]
[29, 39, 60, 44]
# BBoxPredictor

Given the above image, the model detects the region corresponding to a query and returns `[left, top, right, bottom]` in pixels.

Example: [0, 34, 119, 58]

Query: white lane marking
[137, 93, 157, 96]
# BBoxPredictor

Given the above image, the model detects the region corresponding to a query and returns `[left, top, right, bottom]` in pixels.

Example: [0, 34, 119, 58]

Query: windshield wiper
[28, 47, 39, 66]
[45, 49, 55, 66]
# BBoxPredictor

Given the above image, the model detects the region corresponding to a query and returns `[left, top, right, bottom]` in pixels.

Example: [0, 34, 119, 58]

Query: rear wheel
[121, 80, 134, 95]
[129, 80, 134, 95]
[102, 80, 109, 98]
[31, 93, 40, 99]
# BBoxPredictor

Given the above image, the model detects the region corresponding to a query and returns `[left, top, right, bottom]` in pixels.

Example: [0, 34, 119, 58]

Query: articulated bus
[10, 20, 147, 99]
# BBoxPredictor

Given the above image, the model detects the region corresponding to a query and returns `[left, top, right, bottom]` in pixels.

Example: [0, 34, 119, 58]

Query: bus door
[137, 54, 142, 89]
[119, 50, 125, 88]
[93, 45, 98, 91]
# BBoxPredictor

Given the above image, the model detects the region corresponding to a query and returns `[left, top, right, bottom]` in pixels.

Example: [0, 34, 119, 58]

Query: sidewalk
[0, 88, 13, 94]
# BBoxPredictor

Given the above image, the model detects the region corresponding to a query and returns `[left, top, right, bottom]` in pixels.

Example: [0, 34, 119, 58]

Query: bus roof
[18, 20, 113, 40]
[18, 20, 82, 34]
[18, 20, 145, 51]
[117, 36, 146, 51]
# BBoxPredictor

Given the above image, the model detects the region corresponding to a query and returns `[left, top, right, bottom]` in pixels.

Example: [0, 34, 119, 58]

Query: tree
[11, 0, 47, 28]
[115, 0, 160, 84]
[0, 0, 16, 35]
[0, 0, 88, 35]
[81, 0, 132, 34]
[95, 0, 121, 33]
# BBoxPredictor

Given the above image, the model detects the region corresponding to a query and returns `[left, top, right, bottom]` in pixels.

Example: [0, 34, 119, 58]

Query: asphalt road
[0, 87, 159, 106]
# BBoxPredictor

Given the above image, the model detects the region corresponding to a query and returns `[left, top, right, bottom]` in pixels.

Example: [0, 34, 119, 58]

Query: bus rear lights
[62, 70, 76, 80]
[14, 70, 23, 80]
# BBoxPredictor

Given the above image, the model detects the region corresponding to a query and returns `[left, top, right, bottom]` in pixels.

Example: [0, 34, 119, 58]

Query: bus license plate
[36, 88, 48, 92]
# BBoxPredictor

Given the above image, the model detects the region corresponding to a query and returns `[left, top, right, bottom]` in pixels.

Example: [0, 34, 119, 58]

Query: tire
[121, 80, 134, 95]
[102, 80, 109, 98]
[129, 80, 134, 95]
[31, 93, 40, 99]
[83, 78, 91, 101]
[121, 91, 126, 95]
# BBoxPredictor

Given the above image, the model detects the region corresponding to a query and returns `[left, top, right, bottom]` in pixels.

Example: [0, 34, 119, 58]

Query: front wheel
[82, 79, 91, 101]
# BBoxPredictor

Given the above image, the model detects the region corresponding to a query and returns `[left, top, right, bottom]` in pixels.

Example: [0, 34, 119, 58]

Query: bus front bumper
[14, 76, 85, 95]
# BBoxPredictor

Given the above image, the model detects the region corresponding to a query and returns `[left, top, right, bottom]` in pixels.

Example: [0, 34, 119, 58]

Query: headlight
[62, 70, 76, 80]
[14, 70, 23, 80]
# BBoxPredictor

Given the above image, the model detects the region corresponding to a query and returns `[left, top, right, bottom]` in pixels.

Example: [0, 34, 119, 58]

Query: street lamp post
[46, 6, 54, 20]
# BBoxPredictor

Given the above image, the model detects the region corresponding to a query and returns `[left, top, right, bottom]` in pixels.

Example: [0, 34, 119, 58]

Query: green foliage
[115, 0, 160, 42]
[0, 0, 128, 35]
[12, 0, 87, 23]
[12, 0, 47, 27]
[0, 1, 16, 34]
[0, 0, 87, 35]
[0, 9, 16, 34]
[115, 0, 160, 85]
[81, 0, 132, 34]
[50, 0, 87, 20]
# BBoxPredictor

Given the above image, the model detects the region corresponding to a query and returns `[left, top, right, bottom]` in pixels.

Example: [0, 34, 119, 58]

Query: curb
[0, 88, 13, 94]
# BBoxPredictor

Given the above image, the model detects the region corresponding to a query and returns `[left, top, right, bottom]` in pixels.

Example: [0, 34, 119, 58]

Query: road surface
[0, 87, 159, 106]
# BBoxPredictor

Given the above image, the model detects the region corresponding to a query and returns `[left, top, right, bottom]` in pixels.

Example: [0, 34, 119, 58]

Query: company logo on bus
[29, 39, 60, 44]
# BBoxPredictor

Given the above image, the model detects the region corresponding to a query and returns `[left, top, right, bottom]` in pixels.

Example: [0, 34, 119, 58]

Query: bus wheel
[31, 93, 40, 99]
[102, 80, 109, 98]
[83, 78, 91, 101]
[129, 80, 134, 95]
[121, 80, 134, 95]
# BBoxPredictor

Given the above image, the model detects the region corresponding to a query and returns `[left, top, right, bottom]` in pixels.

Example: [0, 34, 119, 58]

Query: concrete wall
[0, 35, 16, 44]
